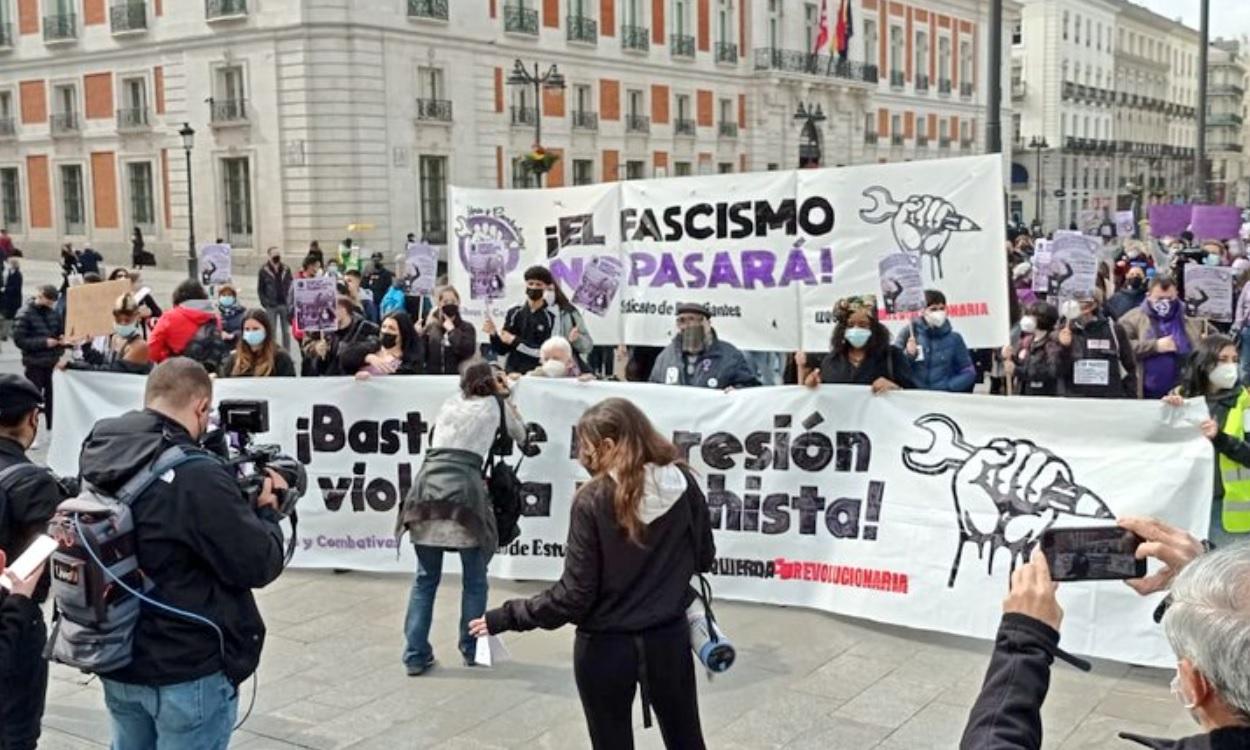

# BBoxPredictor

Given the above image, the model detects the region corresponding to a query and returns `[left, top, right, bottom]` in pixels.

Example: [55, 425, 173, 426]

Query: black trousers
[0, 614, 47, 750]
[23, 364, 52, 428]
[573, 621, 706, 750]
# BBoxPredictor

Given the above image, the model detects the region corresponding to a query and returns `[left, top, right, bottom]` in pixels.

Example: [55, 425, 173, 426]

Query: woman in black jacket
[800, 295, 915, 392]
[422, 286, 477, 375]
[472, 398, 714, 750]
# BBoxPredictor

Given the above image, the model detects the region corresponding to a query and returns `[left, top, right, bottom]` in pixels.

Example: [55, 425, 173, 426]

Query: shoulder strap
[113, 445, 218, 506]
[483, 395, 508, 474]
[0, 463, 47, 510]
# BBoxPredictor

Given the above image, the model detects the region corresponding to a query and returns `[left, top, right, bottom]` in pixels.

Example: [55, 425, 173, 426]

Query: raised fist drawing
[892, 195, 955, 260]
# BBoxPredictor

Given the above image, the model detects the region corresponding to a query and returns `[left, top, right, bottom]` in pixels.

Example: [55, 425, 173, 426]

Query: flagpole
[986, 0, 1003, 153]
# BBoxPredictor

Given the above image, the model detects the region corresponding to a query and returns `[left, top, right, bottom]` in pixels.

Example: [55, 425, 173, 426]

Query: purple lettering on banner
[683, 253, 708, 287]
[550, 257, 584, 290]
[1148, 204, 1193, 237]
[629, 252, 657, 284]
[651, 254, 685, 287]
[779, 248, 818, 286]
[740, 250, 777, 289]
[1190, 205, 1243, 240]
[708, 252, 743, 288]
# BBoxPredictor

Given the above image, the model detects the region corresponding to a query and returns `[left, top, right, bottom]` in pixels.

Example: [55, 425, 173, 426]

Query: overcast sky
[1130, 0, 1250, 38]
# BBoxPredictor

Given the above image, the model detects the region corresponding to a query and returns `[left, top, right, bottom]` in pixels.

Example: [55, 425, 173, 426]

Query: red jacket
[149, 303, 217, 363]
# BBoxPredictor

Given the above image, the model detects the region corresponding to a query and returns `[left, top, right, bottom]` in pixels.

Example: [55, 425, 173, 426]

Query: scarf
[1145, 299, 1191, 355]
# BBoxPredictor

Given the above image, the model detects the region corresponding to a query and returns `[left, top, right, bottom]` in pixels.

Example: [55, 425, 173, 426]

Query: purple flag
[1190, 205, 1243, 240]
[1148, 204, 1192, 237]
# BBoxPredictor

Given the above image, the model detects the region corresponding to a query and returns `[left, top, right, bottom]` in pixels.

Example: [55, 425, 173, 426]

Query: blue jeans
[101, 672, 237, 750]
[403, 545, 489, 666]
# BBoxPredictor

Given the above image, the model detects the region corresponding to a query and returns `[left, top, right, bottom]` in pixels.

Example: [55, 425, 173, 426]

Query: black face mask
[442, 304, 458, 319]
[1127, 278, 1144, 291]
[525, 287, 544, 301]
[380, 332, 399, 349]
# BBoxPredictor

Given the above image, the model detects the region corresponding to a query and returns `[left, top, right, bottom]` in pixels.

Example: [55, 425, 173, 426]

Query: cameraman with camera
[76, 358, 288, 747]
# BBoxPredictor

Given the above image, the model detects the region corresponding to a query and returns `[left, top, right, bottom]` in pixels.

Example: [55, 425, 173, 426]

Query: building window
[1012, 22, 1021, 45]
[54, 84, 76, 117]
[627, 89, 644, 118]
[0, 90, 13, 132]
[418, 67, 445, 100]
[891, 113, 901, 139]
[890, 26, 903, 75]
[674, 161, 692, 176]
[1095, 22, 1101, 50]
[213, 65, 246, 120]
[574, 84, 592, 115]
[221, 157, 253, 247]
[1062, 11, 1068, 41]
[768, 0, 780, 50]
[60, 164, 84, 235]
[674, 0, 689, 36]
[676, 94, 691, 121]
[916, 31, 928, 79]
[418, 155, 447, 244]
[512, 158, 534, 188]
[625, 160, 645, 179]
[718, 98, 732, 124]
[938, 37, 950, 81]
[127, 162, 154, 228]
[959, 41, 972, 84]
[863, 19, 877, 66]
[718, 162, 733, 174]
[804, 3, 818, 52]
[939, 119, 949, 140]
[716, 0, 731, 47]
[572, 159, 594, 185]
[1073, 14, 1079, 44]
[622, 0, 641, 27]
[917, 115, 927, 139]
[119, 77, 147, 127]
[0, 168, 21, 230]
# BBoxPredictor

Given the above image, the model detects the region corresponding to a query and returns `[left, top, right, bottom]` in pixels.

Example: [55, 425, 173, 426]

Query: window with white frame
[863, 19, 877, 67]
[60, 164, 84, 234]
[676, 93, 691, 121]
[625, 160, 645, 179]
[627, 89, 644, 119]
[938, 36, 950, 80]
[1062, 11, 1069, 41]
[572, 159, 594, 185]
[768, 0, 780, 50]
[126, 162, 154, 228]
[716, 0, 731, 47]
[54, 84, 76, 117]
[622, 0, 642, 27]
[673, 0, 689, 36]
[718, 98, 732, 125]
[0, 90, 12, 125]
[573, 84, 592, 115]
[890, 26, 903, 75]
[959, 41, 972, 84]
[916, 31, 928, 80]
[221, 157, 252, 246]
[674, 161, 692, 176]
[419, 155, 447, 244]
[418, 67, 445, 100]
[1, 168, 21, 230]
[1073, 14, 1079, 44]
[512, 158, 534, 188]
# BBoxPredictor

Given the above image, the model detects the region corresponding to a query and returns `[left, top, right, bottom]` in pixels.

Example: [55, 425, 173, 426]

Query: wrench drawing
[860, 187, 982, 279]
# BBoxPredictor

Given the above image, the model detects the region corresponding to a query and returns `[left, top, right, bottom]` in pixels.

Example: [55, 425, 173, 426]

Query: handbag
[484, 395, 525, 547]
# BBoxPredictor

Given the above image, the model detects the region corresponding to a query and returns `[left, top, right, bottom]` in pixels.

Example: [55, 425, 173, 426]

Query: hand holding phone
[0, 535, 58, 595]
[1040, 526, 1147, 582]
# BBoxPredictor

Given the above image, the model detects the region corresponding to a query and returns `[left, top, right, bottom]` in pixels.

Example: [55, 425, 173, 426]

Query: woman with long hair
[471, 398, 714, 750]
[397, 359, 529, 675]
[67, 293, 151, 374]
[422, 285, 477, 375]
[353, 311, 423, 378]
[799, 295, 914, 392]
[220, 308, 296, 377]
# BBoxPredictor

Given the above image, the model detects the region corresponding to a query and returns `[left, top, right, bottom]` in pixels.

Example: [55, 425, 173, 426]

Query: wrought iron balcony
[510, 106, 537, 126]
[890, 70, 905, 88]
[938, 78, 952, 94]
[715, 42, 738, 64]
[567, 15, 596, 43]
[117, 107, 149, 130]
[503, 5, 538, 34]
[43, 12, 76, 41]
[1208, 113, 1243, 127]
[571, 110, 598, 130]
[110, 2, 146, 32]
[718, 121, 738, 138]
[205, 0, 246, 19]
[416, 98, 452, 122]
[960, 139, 974, 149]
[752, 48, 878, 85]
[939, 136, 951, 148]
[1211, 83, 1245, 97]
[674, 118, 696, 136]
[1212, 143, 1244, 153]
[915, 74, 929, 92]
[0, 118, 15, 138]
[1062, 81, 1075, 100]
[916, 135, 928, 147]
[50, 112, 79, 136]
[960, 82, 974, 98]
[671, 33, 695, 58]
[891, 134, 904, 146]
[864, 132, 878, 144]
[621, 24, 648, 51]
[625, 114, 650, 134]
[0, 22, 14, 48]
[209, 97, 247, 124]
[407, 0, 448, 20]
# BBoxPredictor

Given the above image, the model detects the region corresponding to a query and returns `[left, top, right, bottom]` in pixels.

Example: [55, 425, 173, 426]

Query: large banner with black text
[449, 156, 1010, 350]
[50, 371, 1210, 667]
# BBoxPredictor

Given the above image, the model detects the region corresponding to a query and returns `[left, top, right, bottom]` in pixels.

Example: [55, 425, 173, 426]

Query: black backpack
[484, 396, 524, 547]
[181, 319, 230, 374]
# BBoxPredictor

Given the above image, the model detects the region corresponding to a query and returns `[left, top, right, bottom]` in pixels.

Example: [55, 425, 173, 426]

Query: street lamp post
[793, 102, 827, 168]
[178, 122, 196, 279]
[506, 60, 565, 188]
[1028, 136, 1048, 230]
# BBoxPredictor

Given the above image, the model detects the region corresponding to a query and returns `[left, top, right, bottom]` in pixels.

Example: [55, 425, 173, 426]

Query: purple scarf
[1144, 298, 1192, 354]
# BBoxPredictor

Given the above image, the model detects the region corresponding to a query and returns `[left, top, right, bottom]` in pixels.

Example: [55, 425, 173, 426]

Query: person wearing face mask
[422, 286, 477, 375]
[648, 302, 760, 390]
[801, 295, 914, 393]
[1113, 239, 1157, 288]
[1056, 291, 1137, 399]
[364, 252, 395, 305]
[526, 336, 596, 381]
[1120, 275, 1211, 399]
[215, 283, 246, 342]
[257, 247, 293, 350]
[960, 517, 1250, 750]
[66, 293, 152, 375]
[220, 309, 295, 378]
[352, 311, 424, 378]
[1234, 265, 1250, 387]
[1007, 302, 1068, 396]
[78, 359, 288, 747]
[1107, 265, 1149, 321]
[301, 296, 380, 377]
[14, 285, 64, 428]
[0, 374, 75, 750]
[1162, 335, 1250, 547]
[486, 266, 590, 375]
[895, 290, 976, 393]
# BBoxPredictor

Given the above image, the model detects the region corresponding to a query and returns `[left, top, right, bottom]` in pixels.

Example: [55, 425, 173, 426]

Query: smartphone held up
[1039, 526, 1147, 582]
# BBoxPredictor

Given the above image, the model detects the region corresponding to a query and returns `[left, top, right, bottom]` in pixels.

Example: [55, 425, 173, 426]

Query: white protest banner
[198, 244, 232, 286]
[404, 242, 438, 296]
[450, 156, 1009, 350]
[1115, 210, 1136, 238]
[50, 371, 1211, 667]
[1183, 265, 1234, 322]
[292, 277, 338, 332]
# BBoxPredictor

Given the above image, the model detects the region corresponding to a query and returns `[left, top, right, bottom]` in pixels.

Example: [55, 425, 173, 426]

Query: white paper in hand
[474, 635, 511, 667]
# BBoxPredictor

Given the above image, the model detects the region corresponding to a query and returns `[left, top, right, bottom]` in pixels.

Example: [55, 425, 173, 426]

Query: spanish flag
[835, 0, 853, 60]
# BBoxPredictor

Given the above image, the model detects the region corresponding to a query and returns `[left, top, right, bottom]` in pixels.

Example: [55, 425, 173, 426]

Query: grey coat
[397, 448, 497, 560]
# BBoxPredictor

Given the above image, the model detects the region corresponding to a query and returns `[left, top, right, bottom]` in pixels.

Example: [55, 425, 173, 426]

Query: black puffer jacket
[14, 302, 63, 367]
[78, 409, 285, 686]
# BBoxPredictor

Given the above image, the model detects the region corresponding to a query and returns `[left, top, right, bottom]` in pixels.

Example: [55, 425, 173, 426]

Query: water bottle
[686, 600, 735, 673]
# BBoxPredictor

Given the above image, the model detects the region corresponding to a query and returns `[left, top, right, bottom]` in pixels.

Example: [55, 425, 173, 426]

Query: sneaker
[406, 656, 435, 677]
[462, 653, 479, 668]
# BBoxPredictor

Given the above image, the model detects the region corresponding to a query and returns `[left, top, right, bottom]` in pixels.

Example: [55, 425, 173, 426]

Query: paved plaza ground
[8, 259, 1192, 749]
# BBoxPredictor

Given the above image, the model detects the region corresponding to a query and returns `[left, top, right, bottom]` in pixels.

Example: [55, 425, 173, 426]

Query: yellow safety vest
[1218, 388, 1250, 533]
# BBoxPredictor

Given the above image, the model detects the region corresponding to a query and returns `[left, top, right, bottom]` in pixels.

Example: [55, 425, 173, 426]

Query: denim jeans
[101, 672, 237, 750]
[403, 545, 489, 666]
[265, 305, 291, 351]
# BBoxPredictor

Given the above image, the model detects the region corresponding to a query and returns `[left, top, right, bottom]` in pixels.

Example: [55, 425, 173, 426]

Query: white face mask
[542, 290, 556, 306]
[541, 359, 567, 378]
[1019, 316, 1038, 334]
[1210, 362, 1240, 391]
[1060, 300, 1083, 321]
[924, 310, 948, 328]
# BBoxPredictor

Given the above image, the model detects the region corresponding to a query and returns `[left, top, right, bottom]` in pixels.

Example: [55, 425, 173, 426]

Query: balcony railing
[890, 134, 904, 146]
[205, 0, 246, 19]
[1011, 80, 1026, 99]
[1211, 83, 1245, 97]
[671, 34, 695, 58]
[0, 22, 11, 48]
[915, 74, 929, 92]
[939, 137, 951, 148]
[718, 121, 738, 138]
[621, 24, 648, 51]
[674, 118, 696, 136]
[938, 78, 951, 94]
[43, 12, 76, 41]
[50, 112, 79, 136]
[0, 118, 15, 137]
[407, 0, 448, 19]
[625, 114, 650, 134]
[416, 98, 452, 122]
[510, 106, 537, 126]
[1212, 143, 1245, 153]
[715, 42, 738, 64]
[110, 2, 146, 32]
[503, 5, 538, 34]
[960, 139, 974, 149]
[916, 135, 929, 147]
[567, 15, 596, 43]
[960, 82, 974, 98]
[864, 132, 878, 144]
[571, 110, 598, 130]
[117, 107, 149, 129]
[209, 97, 247, 124]
[753, 48, 878, 85]
[890, 70, 905, 88]
[1208, 113, 1244, 127]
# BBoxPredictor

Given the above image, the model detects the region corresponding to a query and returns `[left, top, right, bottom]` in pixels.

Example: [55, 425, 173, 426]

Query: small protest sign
[1183, 265, 1233, 322]
[293, 277, 339, 332]
[404, 242, 439, 297]
[198, 244, 232, 286]
[878, 254, 926, 314]
[65, 279, 133, 339]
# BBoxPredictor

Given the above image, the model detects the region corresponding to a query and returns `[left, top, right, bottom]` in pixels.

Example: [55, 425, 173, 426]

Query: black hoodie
[77, 409, 285, 686]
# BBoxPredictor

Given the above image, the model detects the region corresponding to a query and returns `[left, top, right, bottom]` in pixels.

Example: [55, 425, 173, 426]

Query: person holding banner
[351, 311, 424, 378]
[471, 398, 713, 750]
[648, 302, 759, 391]
[1107, 266, 1149, 322]
[802, 295, 913, 393]
[895, 290, 976, 393]
[421, 286, 477, 376]
[486, 266, 592, 375]
[301, 296, 379, 377]
[65, 293, 151, 375]
[1009, 302, 1068, 397]
[220, 310, 295, 378]
[1120, 276, 1211, 399]
[1057, 292, 1136, 399]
